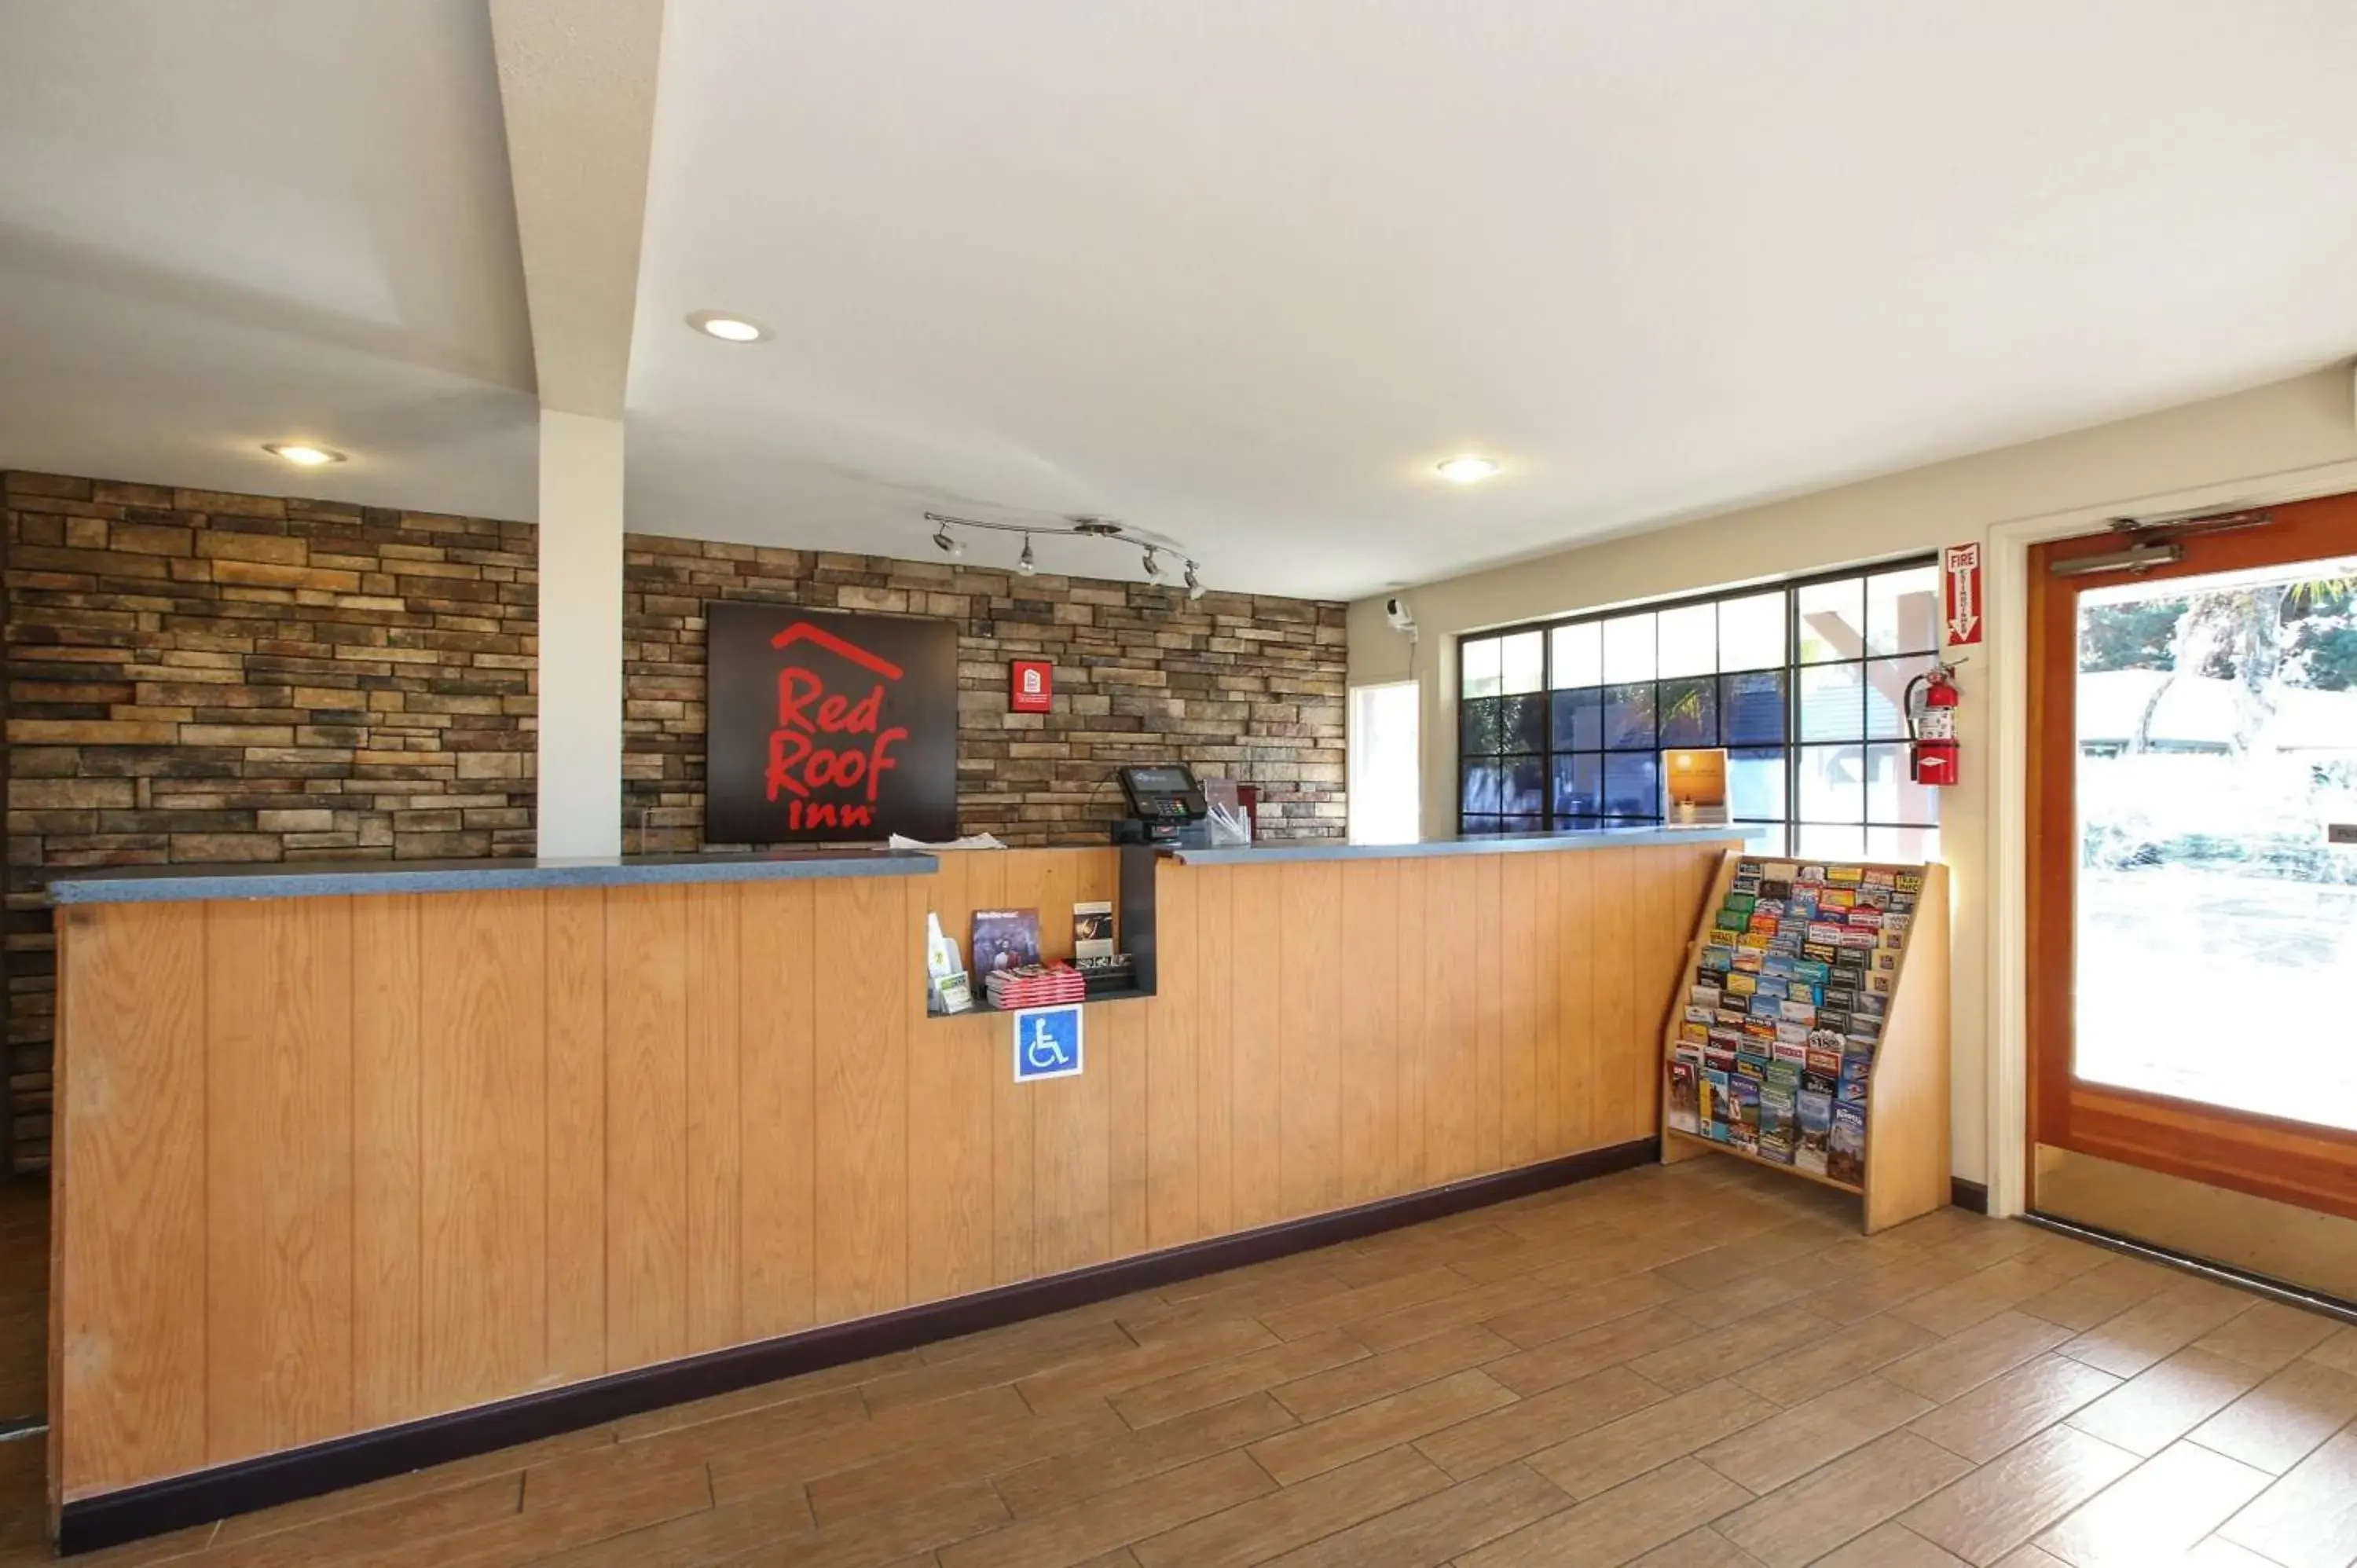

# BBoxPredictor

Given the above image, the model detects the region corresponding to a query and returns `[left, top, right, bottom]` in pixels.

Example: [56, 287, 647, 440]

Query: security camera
[1384, 596, 1419, 641]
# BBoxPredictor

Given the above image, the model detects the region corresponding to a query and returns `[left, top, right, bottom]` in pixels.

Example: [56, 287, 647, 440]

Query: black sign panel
[704, 603, 958, 844]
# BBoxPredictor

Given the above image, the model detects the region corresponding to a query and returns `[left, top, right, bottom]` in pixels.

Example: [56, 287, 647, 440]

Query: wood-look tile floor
[12, 1160, 2357, 1566]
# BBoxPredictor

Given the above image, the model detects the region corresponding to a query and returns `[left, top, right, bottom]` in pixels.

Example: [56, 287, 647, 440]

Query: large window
[1348, 681, 1421, 844]
[1458, 559, 1942, 857]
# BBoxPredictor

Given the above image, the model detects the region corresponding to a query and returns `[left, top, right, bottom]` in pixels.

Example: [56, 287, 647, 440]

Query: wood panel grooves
[416, 892, 547, 1416]
[57, 901, 208, 1496]
[605, 884, 690, 1371]
[352, 895, 423, 1429]
[51, 841, 1732, 1508]
[544, 889, 607, 1386]
[812, 875, 910, 1324]
[203, 896, 354, 1463]
[53, 1136, 1662, 1555]
[740, 881, 818, 1339]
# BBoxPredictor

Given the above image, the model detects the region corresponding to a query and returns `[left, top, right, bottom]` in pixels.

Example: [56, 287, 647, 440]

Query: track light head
[1184, 561, 1205, 602]
[931, 525, 964, 558]
[1140, 547, 1162, 579]
[1017, 534, 1036, 577]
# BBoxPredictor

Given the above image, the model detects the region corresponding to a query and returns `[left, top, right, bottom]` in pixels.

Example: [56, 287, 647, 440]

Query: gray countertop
[1167, 826, 1741, 866]
[46, 848, 940, 904]
[46, 826, 1742, 903]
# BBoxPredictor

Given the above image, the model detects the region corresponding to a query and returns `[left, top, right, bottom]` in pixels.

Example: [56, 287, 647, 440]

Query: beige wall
[1348, 366, 2357, 1186]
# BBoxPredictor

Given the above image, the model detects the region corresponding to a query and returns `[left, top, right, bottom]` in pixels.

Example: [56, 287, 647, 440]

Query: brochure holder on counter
[922, 844, 1162, 1020]
[1659, 849, 1952, 1234]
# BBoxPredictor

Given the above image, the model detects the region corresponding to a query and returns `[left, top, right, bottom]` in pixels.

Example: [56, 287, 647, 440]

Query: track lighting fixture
[920, 511, 1200, 597]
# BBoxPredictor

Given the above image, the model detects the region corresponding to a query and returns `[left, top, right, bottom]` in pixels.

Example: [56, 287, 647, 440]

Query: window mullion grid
[1457, 557, 1937, 851]
[1848, 660, 1867, 839]
[1651, 614, 1663, 826]
[1785, 587, 1802, 853]
[1541, 628, 1556, 830]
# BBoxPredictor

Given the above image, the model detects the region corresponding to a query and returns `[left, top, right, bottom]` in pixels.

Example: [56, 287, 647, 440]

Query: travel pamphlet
[971, 907, 1043, 974]
[1671, 857, 1923, 1188]
[1072, 899, 1115, 961]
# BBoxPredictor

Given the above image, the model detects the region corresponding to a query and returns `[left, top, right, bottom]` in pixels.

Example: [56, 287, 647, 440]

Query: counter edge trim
[46, 852, 942, 904]
[1168, 830, 1742, 865]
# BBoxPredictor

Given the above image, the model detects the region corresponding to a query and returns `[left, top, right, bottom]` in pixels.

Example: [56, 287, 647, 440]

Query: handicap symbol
[1014, 1009, 1083, 1081]
[1025, 1017, 1072, 1071]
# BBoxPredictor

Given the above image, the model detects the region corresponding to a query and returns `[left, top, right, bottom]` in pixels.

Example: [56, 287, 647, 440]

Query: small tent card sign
[1665, 748, 1730, 827]
[925, 910, 972, 1014]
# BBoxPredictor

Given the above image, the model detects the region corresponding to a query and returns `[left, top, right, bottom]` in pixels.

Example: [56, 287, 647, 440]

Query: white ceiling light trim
[1435, 455, 1502, 484]
[262, 441, 346, 467]
[686, 310, 769, 343]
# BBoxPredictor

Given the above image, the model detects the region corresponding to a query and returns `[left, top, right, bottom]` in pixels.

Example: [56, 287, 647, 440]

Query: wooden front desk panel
[51, 841, 1722, 1502]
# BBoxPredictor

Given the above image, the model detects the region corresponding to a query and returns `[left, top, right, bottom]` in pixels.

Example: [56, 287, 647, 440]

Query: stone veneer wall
[621, 538, 1347, 849]
[2, 469, 1347, 1169]
[2, 471, 541, 1174]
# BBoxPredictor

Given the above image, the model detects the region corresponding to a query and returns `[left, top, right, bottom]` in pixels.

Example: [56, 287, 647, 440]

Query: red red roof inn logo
[764, 621, 906, 834]
[705, 604, 958, 844]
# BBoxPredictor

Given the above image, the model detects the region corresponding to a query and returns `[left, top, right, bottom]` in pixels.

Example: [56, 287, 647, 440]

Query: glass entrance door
[2029, 491, 2357, 1293]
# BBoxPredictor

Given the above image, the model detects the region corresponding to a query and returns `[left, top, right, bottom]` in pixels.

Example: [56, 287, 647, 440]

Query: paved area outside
[2077, 866, 2357, 1130]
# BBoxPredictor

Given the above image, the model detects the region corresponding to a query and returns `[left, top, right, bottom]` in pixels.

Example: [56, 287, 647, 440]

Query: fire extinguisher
[1906, 661, 1962, 787]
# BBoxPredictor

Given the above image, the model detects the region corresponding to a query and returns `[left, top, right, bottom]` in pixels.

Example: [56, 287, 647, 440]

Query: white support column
[535, 409, 625, 858]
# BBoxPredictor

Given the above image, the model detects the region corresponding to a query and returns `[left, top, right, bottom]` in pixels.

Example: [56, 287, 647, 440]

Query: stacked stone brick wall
[2, 470, 1348, 1171]
[621, 540, 1347, 849]
[2, 471, 540, 1171]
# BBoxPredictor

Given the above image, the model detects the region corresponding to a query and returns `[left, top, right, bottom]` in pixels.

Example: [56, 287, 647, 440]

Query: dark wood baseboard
[57, 1135, 1659, 1555]
[1950, 1178, 1989, 1214]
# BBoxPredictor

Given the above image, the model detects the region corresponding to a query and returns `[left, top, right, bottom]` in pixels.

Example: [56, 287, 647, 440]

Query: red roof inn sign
[705, 603, 959, 844]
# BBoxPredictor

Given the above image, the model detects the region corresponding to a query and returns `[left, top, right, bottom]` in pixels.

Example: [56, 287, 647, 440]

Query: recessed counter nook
[46, 829, 1731, 1549]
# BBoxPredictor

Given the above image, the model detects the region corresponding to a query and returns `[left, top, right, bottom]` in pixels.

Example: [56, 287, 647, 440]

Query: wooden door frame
[2025, 489, 2357, 1222]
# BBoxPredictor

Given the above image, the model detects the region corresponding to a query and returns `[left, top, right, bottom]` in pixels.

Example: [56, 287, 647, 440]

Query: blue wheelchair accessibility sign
[1012, 1005, 1084, 1082]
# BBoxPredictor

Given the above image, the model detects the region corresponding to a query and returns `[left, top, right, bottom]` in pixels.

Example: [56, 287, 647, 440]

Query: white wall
[536, 408, 626, 857]
[1349, 366, 2357, 1193]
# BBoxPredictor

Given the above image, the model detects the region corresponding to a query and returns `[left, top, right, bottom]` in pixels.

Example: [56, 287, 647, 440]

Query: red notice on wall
[1942, 542, 1983, 646]
[1010, 659, 1053, 713]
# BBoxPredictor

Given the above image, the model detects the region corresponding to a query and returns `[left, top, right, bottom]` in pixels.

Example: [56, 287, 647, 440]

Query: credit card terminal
[1116, 764, 1207, 841]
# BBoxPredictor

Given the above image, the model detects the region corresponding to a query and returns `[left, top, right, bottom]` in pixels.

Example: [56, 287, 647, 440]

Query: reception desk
[46, 830, 1732, 1546]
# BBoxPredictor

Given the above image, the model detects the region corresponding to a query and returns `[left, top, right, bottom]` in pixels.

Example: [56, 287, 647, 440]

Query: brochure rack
[1659, 850, 1950, 1233]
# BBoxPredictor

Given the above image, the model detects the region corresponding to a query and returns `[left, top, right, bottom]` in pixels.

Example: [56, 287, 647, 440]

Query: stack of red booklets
[984, 962, 1087, 1010]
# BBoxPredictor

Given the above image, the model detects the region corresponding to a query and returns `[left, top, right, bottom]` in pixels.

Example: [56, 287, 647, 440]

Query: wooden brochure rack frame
[1660, 850, 1951, 1233]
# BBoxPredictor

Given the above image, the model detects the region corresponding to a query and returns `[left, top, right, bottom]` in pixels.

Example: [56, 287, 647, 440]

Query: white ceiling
[7, 3, 2357, 599]
[0, 0, 540, 518]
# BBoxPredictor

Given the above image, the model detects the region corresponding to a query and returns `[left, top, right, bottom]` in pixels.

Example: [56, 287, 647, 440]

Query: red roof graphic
[769, 621, 904, 680]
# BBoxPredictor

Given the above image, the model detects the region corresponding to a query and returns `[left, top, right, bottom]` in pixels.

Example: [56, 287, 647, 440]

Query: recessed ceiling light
[1436, 455, 1501, 484]
[687, 311, 769, 343]
[263, 442, 345, 467]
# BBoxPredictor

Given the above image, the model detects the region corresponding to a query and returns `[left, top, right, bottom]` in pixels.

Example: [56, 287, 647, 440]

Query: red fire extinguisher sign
[1942, 543, 1983, 646]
